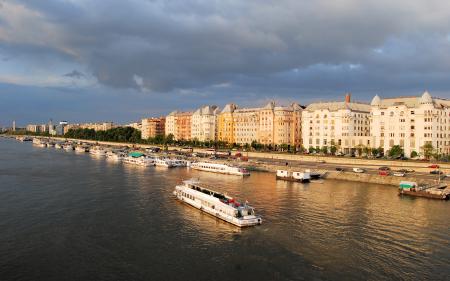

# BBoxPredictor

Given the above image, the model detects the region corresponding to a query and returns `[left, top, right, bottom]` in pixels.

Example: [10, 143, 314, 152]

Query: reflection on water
[0, 138, 449, 281]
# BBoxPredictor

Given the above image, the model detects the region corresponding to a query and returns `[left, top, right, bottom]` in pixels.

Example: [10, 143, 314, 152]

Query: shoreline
[4, 135, 449, 187]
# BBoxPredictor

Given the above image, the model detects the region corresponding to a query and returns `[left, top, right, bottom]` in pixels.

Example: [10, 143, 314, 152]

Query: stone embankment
[244, 162, 445, 187]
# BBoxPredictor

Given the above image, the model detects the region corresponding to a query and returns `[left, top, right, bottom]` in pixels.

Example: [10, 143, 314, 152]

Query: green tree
[410, 150, 418, 158]
[363, 146, 370, 156]
[421, 143, 434, 160]
[330, 145, 337, 155]
[388, 145, 403, 157]
[321, 146, 328, 154]
[356, 145, 364, 156]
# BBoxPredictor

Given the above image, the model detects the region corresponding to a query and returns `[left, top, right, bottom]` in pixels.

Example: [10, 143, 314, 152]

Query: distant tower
[12, 120, 16, 131]
[345, 93, 351, 103]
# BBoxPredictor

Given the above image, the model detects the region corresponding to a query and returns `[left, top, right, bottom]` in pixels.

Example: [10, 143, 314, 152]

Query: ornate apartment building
[141, 117, 165, 139]
[191, 105, 219, 142]
[302, 94, 372, 154]
[165, 111, 193, 140]
[370, 91, 450, 156]
[217, 104, 237, 144]
[217, 102, 303, 147]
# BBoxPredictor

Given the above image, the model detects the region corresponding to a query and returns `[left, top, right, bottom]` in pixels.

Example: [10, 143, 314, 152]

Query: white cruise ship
[190, 162, 250, 176]
[174, 179, 262, 227]
[106, 151, 126, 161]
[154, 157, 175, 168]
[122, 155, 155, 167]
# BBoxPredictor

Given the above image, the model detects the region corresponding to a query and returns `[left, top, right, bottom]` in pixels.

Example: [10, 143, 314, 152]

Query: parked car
[393, 172, 405, 177]
[428, 164, 440, 168]
[316, 160, 326, 163]
[353, 167, 365, 173]
[335, 167, 345, 172]
[378, 170, 390, 176]
[378, 166, 390, 171]
[430, 170, 443, 175]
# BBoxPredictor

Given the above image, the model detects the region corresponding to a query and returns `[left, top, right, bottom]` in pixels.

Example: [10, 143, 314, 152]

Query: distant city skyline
[1, 1, 450, 125]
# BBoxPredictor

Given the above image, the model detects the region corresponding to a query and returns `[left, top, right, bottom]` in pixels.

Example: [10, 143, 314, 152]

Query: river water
[0, 138, 449, 281]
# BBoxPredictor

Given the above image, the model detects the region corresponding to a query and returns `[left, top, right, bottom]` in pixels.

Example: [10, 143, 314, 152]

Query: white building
[302, 94, 372, 154]
[165, 111, 177, 137]
[370, 91, 450, 157]
[191, 105, 219, 142]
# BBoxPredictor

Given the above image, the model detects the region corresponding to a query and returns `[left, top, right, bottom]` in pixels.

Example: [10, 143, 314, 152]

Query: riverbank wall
[244, 162, 444, 187]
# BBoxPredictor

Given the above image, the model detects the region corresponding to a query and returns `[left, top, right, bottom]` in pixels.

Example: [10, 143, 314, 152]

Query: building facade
[370, 91, 450, 157]
[141, 117, 165, 139]
[302, 94, 372, 154]
[217, 102, 303, 147]
[165, 111, 193, 140]
[217, 104, 237, 144]
[191, 105, 219, 142]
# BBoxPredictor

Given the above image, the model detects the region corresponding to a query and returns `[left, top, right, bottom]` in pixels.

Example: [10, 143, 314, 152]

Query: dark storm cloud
[1, 0, 450, 125]
[63, 70, 84, 79]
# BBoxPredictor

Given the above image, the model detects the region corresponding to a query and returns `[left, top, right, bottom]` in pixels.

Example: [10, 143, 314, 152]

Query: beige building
[302, 94, 372, 154]
[191, 105, 219, 142]
[127, 122, 142, 131]
[217, 102, 303, 147]
[370, 91, 450, 157]
[141, 117, 165, 140]
[165, 111, 193, 140]
[26, 124, 40, 133]
[64, 122, 115, 133]
[260, 102, 303, 147]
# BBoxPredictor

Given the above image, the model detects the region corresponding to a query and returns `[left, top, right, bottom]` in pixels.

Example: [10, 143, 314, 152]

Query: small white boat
[174, 179, 262, 227]
[63, 144, 74, 151]
[75, 146, 88, 153]
[276, 170, 310, 182]
[55, 143, 63, 149]
[89, 146, 105, 156]
[190, 162, 250, 176]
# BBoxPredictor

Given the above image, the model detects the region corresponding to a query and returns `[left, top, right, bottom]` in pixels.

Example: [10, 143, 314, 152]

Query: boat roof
[183, 179, 253, 209]
[129, 152, 144, 157]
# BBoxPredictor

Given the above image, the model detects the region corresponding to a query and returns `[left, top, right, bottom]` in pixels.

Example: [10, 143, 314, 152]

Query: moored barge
[398, 181, 449, 200]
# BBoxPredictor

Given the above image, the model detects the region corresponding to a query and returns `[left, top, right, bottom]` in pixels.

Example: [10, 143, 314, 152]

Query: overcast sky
[1, 0, 450, 126]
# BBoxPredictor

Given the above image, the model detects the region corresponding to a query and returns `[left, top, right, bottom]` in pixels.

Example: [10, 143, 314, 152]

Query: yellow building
[217, 104, 236, 144]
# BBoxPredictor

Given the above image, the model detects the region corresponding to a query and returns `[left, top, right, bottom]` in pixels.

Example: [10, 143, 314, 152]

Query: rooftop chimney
[345, 93, 351, 103]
